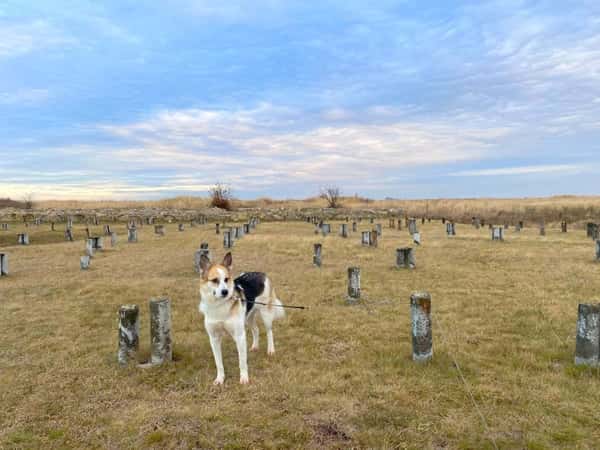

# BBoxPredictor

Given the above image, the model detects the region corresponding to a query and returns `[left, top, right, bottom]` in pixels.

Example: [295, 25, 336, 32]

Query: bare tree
[22, 192, 34, 209]
[320, 186, 342, 208]
[209, 183, 233, 210]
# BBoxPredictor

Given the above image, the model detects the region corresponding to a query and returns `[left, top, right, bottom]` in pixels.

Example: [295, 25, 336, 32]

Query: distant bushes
[0, 198, 27, 208]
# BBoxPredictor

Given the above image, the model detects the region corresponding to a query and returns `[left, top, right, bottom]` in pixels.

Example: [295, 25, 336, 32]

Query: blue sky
[1, 0, 599, 200]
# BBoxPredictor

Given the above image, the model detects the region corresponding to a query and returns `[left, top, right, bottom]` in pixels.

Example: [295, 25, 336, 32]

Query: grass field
[1, 220, 600, 449]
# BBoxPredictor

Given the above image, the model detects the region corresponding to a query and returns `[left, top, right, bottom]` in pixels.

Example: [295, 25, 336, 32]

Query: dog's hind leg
[248, 311, 259, 352]
[208, 333, 225, 385]
[260, 310, 276, 356]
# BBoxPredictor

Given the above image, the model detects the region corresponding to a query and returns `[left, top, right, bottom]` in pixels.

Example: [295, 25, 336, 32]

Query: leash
[250, 300, 308, 310]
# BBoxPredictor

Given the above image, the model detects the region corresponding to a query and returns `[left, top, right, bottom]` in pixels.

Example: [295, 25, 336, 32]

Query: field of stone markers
[1, 217, 600, 449]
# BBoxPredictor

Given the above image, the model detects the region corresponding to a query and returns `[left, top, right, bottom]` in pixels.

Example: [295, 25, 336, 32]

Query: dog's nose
[221, 289, 229, 297]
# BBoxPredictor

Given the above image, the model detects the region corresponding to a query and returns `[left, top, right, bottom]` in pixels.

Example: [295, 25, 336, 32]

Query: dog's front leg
[234, 328, 249, 384]
[208, 332, 225, 385]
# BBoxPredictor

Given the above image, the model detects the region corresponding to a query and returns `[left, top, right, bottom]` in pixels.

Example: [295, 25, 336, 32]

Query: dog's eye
[224, 277, 229, 283]
[210, 278, 218, 283]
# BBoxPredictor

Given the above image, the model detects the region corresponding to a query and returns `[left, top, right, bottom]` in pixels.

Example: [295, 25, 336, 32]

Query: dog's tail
[270, 288, 286, 320]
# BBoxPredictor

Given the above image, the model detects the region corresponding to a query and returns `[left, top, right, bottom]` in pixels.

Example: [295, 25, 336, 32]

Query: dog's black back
[234, 272, 266, 315]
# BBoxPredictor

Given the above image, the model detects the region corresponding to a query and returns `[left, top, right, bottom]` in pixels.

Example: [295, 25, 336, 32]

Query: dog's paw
[213, 376, 225, 386]
[267, 349, 275, 356]
[250, 346, 259, 352]
[240, 375, 249, 385]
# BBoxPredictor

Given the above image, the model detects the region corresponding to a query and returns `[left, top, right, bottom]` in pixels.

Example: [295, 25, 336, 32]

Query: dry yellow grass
[1, 219, 600, 448]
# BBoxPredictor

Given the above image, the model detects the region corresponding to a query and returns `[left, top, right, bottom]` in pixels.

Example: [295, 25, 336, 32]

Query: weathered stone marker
[396, 248, 416, 269]
[91, 236, 103, 250]
[539, 222, 546, 236]
[103, 225, 111, 235]
[375, 223, 382, 237]
[110, 232, 118, 247]
[0, 253, 8, 276]
[117, 304, 140, 366]
[370, 229, 378, 247]
[1, 223, 8, 231]
[150, 297, 172, 365]
[216, 223, 220, 234]
[223, 230, 233, 248]
[575, 303, 600, 367]
[340, 223, 348, 238]
[596, 240, 600, 262]
[178, 223, 185, 232]
[17, 233, 29, 245]
[408, 218, 418, 234]
[313, 243, 322, 267]
[347, 267, 360, 303]
[446, 222, 456, 236]
[361, 231, 370, 246]
[128, 228, 138, 243]
[243, 223, 250, 234]
[321, 223, 331, 236]
[411, 292, 432, 363]
[64, 228, 73, 242]
[80, 255, 91, 270]
[85, 239, 95, 257]
[491, 226, 504, 241]
[194, 245, 211, 273]
[352, 222, 357, 232]
[413, 232, 421, 246]
[154, 224, 165, 236]
[561, 221, 568, 233]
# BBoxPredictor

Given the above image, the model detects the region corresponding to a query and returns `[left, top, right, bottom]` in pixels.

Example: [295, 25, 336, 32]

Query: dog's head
[199, 252, 234, 300]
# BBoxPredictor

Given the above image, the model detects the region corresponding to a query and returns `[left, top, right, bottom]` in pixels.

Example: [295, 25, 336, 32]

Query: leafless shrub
[320, 186, 342, 208]
[209, 183, 233, 210]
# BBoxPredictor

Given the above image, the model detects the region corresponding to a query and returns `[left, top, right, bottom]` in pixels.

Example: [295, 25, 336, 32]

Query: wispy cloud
[450, 164, 584, 177]
[0, 88, 50, 105]
[0, 20, 76, 58]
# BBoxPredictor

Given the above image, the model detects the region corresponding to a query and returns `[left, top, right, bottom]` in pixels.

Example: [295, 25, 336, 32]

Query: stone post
[110, 232, 118, 247]
[396, 248, 416, 269]
[17, 233, 29, 245]
[80, 255, 91, 270]
[313, 243, 322, 267]
[117, 305, 140, 366]
[370, 229, 378, 247]
[128, 228, 138, 243]
[347, 267, 360, 304]
[491, 227, 504, 241]
[413, 232, 421, 246]
[0, 253, 8, 276]
[150, 297, 172, 365]
[408, 218, 417, 234]
[340, 223, 348, 238]
[575, 303, 600, 367]
[223, 230, 233, 248]
[411, 292, 432, 363]
[85, 239, 95, 257]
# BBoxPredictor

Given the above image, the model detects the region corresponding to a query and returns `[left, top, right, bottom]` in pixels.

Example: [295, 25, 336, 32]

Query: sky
[1, 0, 600, 200]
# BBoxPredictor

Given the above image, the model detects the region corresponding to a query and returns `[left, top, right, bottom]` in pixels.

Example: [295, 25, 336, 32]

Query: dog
[198, 252, 285, 385]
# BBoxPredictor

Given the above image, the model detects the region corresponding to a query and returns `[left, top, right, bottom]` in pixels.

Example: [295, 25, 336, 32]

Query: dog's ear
[222, 252, 233, 270]
[199, 254, 211, 277]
